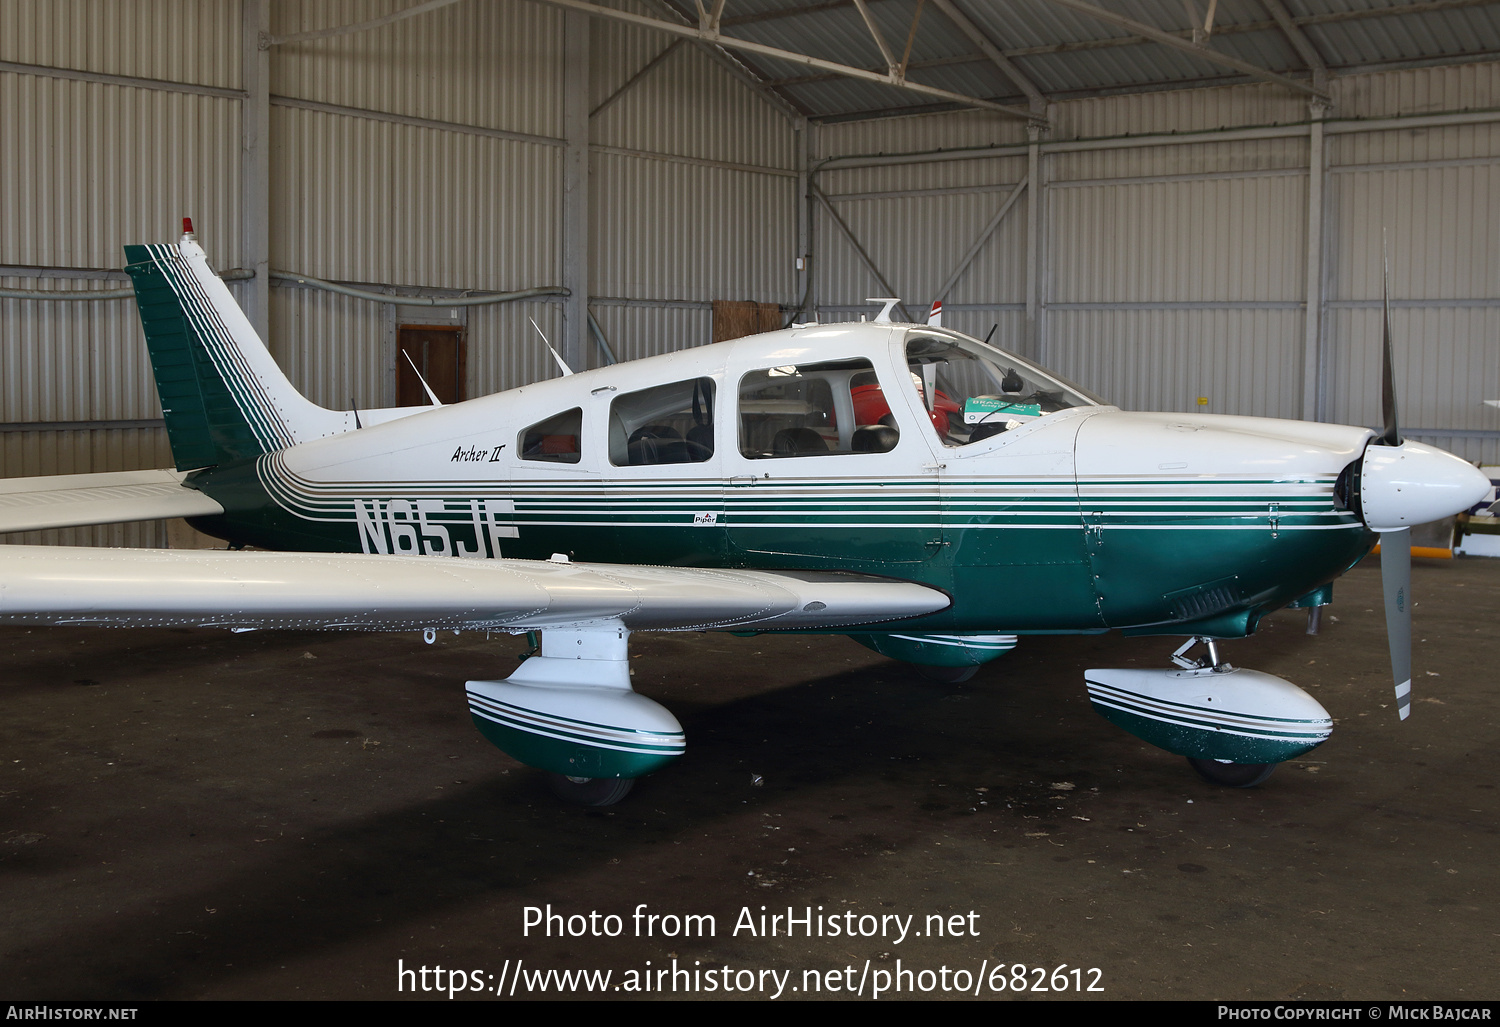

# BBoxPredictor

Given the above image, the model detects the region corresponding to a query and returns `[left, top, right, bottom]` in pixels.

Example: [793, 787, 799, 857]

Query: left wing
[0, 547, 949, 794]
[0, 546, 948, 632]
[0, 469, 224, 534]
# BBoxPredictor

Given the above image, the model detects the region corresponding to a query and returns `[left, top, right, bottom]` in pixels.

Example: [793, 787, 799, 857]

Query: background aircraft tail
[124, 225, 352, 470]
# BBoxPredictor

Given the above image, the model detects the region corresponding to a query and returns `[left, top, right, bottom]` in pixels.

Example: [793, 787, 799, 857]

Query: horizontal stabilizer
[0, 469, 224, 534]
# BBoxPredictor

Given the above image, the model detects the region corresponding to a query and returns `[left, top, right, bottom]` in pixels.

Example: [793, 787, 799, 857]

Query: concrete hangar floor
[1, 554, 1495, 1001]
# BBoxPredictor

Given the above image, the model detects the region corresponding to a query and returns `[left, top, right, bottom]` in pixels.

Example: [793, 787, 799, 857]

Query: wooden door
[397, 326, 463, 406]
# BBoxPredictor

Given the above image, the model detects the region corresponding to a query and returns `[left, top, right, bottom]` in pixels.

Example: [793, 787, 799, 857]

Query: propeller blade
[1380, 527, 1413, 720]
[1380, 242, 1401, 446]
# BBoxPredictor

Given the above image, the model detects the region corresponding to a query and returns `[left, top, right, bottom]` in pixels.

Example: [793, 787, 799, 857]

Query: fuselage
[183, 323, 1377, 638]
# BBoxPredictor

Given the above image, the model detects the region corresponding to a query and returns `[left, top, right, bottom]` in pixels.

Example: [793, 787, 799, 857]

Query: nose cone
[1361, 440, 1492, 532]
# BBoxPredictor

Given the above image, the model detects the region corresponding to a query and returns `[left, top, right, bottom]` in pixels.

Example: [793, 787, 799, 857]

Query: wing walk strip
[1084, 678, 1332, 743]
[467, 693, 685, 757]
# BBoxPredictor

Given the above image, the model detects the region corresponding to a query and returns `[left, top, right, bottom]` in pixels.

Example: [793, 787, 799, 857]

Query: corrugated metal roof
[668, 0, 1500, 122]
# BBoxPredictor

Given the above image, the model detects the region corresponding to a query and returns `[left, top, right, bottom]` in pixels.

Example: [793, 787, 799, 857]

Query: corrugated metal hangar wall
[811, 65, 1500, 464]
[3, 0, 1498, 547]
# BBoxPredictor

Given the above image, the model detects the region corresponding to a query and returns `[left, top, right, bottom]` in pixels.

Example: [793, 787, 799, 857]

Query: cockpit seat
[626, 424, 689, 465]
[852, 425, 899, 453]
[771, 427, 829, 457]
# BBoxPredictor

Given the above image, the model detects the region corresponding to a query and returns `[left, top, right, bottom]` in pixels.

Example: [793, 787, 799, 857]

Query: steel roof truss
[1261, 0, 1331, 92]
[929, 0, 1048, 114]
[541, 0, 1041, 122]
[1041, 0, 1331, 101]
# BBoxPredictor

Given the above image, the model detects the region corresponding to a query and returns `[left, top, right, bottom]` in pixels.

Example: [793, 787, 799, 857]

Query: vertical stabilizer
[125, 232, 352, 470]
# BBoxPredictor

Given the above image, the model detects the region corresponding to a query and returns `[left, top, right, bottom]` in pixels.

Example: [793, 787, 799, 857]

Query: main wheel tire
[1187, 757, 1276, 788]
[914, 663, 979, 683]
[546, 773, 635, 807]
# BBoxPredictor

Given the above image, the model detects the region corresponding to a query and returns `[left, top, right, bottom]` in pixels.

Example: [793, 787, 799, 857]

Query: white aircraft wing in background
[0, 469, 224, 535]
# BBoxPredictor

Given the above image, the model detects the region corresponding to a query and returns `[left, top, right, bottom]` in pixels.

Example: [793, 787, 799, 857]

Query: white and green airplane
[1, 224, 1489, 804]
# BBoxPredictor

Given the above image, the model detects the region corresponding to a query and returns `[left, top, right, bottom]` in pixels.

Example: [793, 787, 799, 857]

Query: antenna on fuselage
[866, 297, 902, 323]
[529, 317, 575, 377]
[401, 350, 444, 407]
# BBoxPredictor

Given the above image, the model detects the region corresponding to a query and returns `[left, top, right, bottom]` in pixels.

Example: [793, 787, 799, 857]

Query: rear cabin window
[608, 378, 716, 467]
[519, 408, 582, 463]
[738, 359, 899, 458]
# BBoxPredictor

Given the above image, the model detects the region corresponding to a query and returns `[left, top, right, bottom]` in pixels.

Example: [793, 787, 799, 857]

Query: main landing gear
[466, 626, 684, 809]
[546, 773, 636, 807]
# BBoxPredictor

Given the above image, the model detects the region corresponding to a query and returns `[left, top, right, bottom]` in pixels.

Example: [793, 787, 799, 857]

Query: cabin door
[724, 353, 944, 570]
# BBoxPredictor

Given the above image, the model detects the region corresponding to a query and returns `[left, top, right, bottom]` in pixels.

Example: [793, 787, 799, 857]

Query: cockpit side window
[904, 332, 1099, 447]
[519, 407, 582, 463]
[738, 359, 900, 458]
[608, 378, 716, 467]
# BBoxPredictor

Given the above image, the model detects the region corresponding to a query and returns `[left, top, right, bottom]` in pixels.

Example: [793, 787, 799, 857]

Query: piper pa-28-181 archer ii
[0, 222, 1489, 804]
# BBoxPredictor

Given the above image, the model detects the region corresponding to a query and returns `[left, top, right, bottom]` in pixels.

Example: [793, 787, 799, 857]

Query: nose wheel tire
[914, 664, 979, 683]
[1187, 757, 1276, 788]
[546, 773, 636, 806]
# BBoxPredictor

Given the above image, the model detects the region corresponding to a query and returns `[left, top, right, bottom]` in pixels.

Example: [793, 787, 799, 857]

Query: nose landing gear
[1086, 637, 1332, 787]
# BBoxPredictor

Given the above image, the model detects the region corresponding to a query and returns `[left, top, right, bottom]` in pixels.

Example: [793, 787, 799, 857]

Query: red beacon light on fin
[181, 217, 196, 243]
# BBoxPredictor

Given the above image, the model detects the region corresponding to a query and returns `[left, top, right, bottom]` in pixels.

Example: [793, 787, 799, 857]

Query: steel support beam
[646, 0, 808, 123]
[1024, 128, 1042, 361]
[795, 122, 812, 323]
[1302, 102, 1329, 422]
[811, 184, 910, 323]
[1262, 0, 1330, 92]
[852, 0, 901, 79]
[273, 95, 563, 148]
[932, 176, 1028, 306]
[541, 0, 1041, 122]
[562, 9, 590, 373]
[1042, 0, 1330, 100]
[929, 0, 1047, 114]
[592, 39, 683, 119]
[693, 0, 728, 35]
[813, 107, 1500, 172]
[265, 0, 466, 48]
[0, 59, 246, 99]
[242, 0, 271, 342]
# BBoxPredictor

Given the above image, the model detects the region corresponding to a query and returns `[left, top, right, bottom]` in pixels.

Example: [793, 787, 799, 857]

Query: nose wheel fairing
[1085, 666, 1333, 765]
